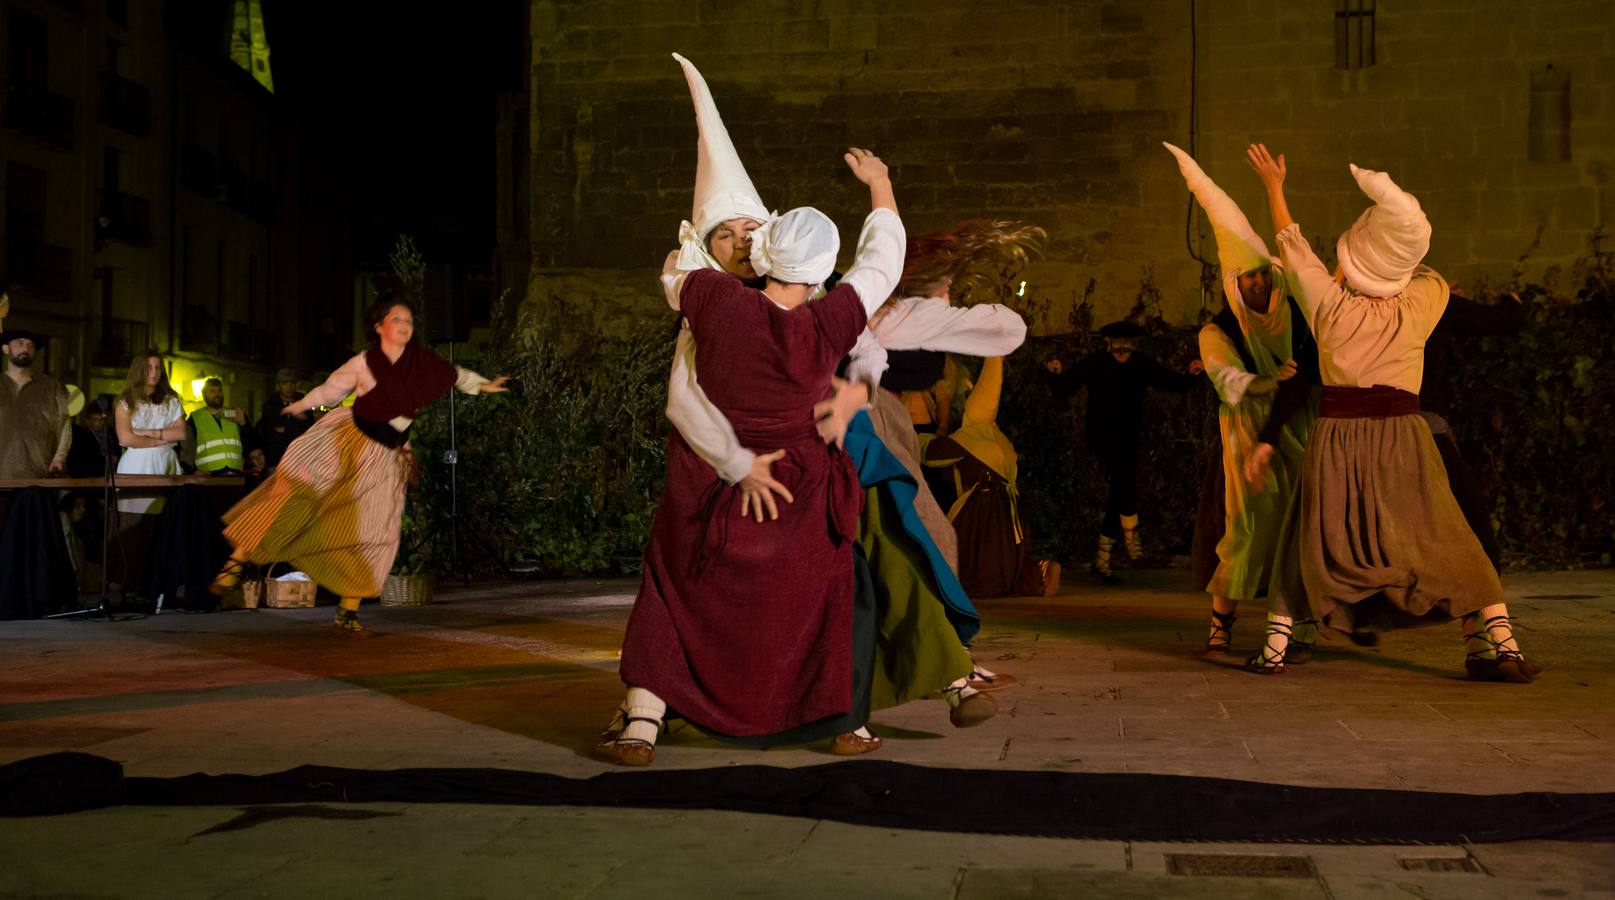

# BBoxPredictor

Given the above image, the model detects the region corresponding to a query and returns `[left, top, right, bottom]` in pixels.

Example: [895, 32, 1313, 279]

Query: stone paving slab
[2, 568, 1614, 896]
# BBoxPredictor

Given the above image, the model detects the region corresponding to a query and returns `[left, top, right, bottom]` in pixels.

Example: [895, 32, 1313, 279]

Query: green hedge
[409, 256, 1615, 578]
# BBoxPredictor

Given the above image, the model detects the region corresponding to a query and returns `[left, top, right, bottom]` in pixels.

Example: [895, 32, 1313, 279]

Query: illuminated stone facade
[522, 0, 1615, 332]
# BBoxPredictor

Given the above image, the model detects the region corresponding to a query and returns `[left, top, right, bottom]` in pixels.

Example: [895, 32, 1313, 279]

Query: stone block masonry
[527, 0, 1615, 336]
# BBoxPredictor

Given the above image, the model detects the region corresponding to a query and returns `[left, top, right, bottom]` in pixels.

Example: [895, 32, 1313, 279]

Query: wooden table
[0, 475, 245, 489]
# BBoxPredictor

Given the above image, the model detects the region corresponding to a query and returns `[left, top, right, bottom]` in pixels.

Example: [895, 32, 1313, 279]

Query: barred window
[1335, 0, 1376, 70]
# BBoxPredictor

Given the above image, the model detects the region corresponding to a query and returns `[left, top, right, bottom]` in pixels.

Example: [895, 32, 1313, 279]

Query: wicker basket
[260, 563, 317, 609]
[380, 573, 434, 607]
[221, 582, 261, 610]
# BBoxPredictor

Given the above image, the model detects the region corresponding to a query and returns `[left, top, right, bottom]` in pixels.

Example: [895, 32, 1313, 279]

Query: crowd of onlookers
[0, 283, 326, 610]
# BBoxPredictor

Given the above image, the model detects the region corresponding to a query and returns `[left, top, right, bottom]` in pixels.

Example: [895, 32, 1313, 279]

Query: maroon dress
[619, 269, 868, 737]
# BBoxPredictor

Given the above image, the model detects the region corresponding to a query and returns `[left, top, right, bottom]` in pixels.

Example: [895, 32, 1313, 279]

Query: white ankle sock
[1260, 612, 1293, 661]
[945, 676, 978, 707]
[852, 726, 873, 739]
[622, 687, 666, 745]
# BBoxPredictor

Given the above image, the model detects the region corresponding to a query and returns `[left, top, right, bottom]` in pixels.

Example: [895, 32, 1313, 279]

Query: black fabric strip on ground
[5, 752, 1613, 844]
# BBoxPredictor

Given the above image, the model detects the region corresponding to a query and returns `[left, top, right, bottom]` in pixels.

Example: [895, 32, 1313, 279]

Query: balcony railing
[1, 82, 75, 150]
[99, 72, 150, 136]
[93, 316, 148, 368]
[96, 189, 152, 246]
[0, 237, 74, 303]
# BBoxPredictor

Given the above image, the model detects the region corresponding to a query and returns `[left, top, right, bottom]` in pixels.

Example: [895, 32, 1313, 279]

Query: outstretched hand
[480, 375, 512, 394]
[843, 147, 888, 185]
[813, 377, 870, 450]
[738, 449, 794, 523]
[1245, 143, 1286, 190]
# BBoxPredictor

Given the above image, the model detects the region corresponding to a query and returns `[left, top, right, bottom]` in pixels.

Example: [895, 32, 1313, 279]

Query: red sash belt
[1319, 385, 1420, 419]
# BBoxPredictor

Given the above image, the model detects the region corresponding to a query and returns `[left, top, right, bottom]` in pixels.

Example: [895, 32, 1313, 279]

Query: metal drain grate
[1398, 857, 1483, 874]
[1165, 854, 1317, 878]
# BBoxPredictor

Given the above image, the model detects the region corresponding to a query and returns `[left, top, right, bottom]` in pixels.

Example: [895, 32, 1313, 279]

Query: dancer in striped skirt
[209, 293, 507, 632]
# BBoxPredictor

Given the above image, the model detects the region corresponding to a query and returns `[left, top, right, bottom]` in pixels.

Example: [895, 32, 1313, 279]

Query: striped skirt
[220, 408, 407, 598]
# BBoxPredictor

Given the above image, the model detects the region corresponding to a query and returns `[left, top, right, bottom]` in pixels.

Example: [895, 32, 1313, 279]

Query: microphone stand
[49, 420, 120, 620]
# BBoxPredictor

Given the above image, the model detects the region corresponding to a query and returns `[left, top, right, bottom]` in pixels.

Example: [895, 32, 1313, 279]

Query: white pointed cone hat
[672, 53, 772, 271]
[1336, 163, 1430, 297]
[1163, 142, 1271, 278]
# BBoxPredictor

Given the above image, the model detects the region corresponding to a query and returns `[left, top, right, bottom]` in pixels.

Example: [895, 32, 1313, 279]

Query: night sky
[259, 1, 526, 266]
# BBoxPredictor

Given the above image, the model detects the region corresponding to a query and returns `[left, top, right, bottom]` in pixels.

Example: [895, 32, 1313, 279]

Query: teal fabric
[844, 410, 980, 644]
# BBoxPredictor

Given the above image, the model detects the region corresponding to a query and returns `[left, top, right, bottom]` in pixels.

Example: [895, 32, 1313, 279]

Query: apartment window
[106, 38, 124, 74]
[1334, 0, 1375, 70]
[7, 9, 50, 85]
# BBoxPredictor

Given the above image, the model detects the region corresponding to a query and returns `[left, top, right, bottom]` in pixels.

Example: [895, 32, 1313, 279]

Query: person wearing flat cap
[258, 367, 311, 470]
[1045, 320, 1203, 585]
[1242, 143, 1538, 684]
[0, 326, 72, 479]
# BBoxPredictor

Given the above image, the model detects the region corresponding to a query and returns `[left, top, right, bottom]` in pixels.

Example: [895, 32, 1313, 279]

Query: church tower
[227, 0, 274, 93]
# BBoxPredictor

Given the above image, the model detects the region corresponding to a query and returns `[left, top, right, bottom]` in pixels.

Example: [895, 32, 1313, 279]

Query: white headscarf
[671, 53, 772, 272]
[751, 207, 840, 286]
[1336, 163, 1431, 297]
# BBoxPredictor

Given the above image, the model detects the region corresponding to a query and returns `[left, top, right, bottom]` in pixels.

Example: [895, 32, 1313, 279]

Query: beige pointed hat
[1336, 163, 1430, 297]
[1163, 142, 1271, 277]
[672, 53, 772, 270]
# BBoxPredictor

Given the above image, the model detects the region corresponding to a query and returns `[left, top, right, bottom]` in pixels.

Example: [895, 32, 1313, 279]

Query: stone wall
[526, 0, 1615, 334]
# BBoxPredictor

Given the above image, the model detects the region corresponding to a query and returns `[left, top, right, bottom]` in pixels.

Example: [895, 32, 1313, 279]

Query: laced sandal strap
[1255, 621, 1292, 664]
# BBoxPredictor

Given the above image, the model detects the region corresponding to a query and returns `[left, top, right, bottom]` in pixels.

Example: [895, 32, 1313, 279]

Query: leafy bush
[408, 303, 674, 578]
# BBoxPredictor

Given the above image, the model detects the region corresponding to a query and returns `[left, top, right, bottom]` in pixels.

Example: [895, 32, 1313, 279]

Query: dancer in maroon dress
[597, 148, 906, 766]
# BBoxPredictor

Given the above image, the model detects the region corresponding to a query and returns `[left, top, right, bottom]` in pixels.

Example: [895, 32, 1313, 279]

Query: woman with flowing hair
[114, 350, 186, 516]
[874, 221, 1061, 600]
[209, 292, 508, 632]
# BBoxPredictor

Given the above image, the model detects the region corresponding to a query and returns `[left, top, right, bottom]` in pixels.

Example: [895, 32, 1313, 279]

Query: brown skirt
[220, 408, 407, 598]
[1270, 412, 1503, 631]
[869, 389, 958, 575]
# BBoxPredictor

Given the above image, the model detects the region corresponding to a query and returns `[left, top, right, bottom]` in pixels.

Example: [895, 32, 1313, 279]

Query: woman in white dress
[114, 351, 185, 515]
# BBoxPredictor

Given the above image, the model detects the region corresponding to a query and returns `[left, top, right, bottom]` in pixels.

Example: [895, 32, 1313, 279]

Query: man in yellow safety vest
[188, 378, 246, 473]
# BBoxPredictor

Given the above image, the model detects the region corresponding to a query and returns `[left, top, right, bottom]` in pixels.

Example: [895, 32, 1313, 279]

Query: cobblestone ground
[2, 568, 1612, 898]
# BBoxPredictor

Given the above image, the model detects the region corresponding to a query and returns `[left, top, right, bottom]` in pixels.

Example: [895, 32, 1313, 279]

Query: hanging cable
[1183, 0, 1212, 268]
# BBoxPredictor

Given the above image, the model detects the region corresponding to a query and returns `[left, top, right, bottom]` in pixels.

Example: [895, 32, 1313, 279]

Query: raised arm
[1245, 143, 1293, 233]
[871, 296, 1028, 357]
[837, 148, 906, 319]
[962, 356, 1004, 427]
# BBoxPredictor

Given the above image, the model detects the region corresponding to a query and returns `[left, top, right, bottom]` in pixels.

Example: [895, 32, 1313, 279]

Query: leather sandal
[332, 610, 368, 634]
[1285, 618, 1318, 665]
[829, 730, 883, 756]
[944, 686, 999, 727]
[966, 666, 1019, 692]
[208, 559, 249, 598]
[593, 708, 662, 767]
[1466, 614, 1541, 684]
[1243, 620, 1292, 675]
[1204, 609, 1236, 655]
